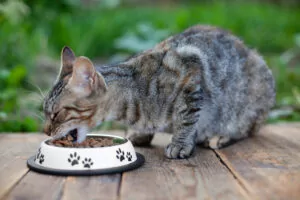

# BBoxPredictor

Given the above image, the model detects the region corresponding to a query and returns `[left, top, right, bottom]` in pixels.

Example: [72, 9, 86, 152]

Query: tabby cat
[43, 25, 275, 159]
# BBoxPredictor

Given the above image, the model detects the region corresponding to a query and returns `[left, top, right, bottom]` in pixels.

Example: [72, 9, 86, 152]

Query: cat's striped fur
[43, 25, 275, 158]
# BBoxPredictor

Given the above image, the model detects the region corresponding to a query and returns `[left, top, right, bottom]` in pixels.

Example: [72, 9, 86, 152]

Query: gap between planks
[118, 132, 249, 200]
[1, 170, 30, 199]
[3, 172, 67, 200]
[214, 123, 300, 200]
[1, 131, 125, 200]
[60, 130, 125, 200]
[212, 149, 250, 195]
[1, 130, 250, 200]
[4, 124, 298, 200]
[0, 134, 47, 199]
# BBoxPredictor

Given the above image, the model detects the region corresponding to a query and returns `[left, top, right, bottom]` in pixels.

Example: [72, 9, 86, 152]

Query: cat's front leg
[126, 129, 154, 146]
[165, 125, 197, 159]
[165, 86, 203, 159]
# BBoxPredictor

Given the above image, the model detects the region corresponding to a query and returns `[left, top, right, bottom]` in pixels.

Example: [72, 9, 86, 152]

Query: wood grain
[263, 123, 300, 146]
[3, 171, 65, 200]
[61, 175, 120, 200]
[61, 131, 125, 200]
[0, 134, 46, 199]
[189, 149, 249, 200]
[215, 124, 300, 200]
[1, 124, 300, 200]
[119, 133, 248, 200]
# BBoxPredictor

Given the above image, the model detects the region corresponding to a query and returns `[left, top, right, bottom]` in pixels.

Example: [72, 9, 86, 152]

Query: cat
[43, 25, 275, 159]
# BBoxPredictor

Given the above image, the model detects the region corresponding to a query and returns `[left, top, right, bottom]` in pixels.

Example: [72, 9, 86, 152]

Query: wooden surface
[1, 123, 300, 200]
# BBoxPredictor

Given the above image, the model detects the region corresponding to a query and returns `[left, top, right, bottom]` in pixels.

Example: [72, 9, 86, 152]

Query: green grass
[0, 1, 299, 132]
[33, 2, 300, 57]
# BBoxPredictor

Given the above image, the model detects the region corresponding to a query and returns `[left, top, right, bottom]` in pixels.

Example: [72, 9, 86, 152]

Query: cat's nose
[43, 121, 51, 136]
[43, 126, 51, 136]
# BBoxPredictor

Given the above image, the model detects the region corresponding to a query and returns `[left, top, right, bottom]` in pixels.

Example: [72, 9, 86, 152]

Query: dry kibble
[89, 139, 98, 146]
[94, 144, 104, 147]
[67, 134, 74, 141]
[47, 135, 119, 148]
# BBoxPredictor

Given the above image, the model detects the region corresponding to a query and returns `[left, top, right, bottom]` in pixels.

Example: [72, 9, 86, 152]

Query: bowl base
[27, 153, 145, 176]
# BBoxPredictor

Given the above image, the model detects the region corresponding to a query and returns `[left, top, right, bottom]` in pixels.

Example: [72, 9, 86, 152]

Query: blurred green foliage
[22, 1, 300, 57]
[0, 0, 299, 132]
[0, 64, 39, 131]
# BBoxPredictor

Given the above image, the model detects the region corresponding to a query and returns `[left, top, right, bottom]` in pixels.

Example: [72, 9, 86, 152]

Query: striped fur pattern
[43, 25, 275, 158]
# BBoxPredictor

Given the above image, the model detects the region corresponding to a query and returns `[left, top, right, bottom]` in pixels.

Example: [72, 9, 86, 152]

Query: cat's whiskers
[21, 89, 44, 102]
[28, 112, 45, 122]
[25, 81, 46, 99]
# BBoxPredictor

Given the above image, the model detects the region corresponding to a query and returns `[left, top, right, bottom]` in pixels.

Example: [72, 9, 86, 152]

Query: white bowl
[27, 134, 144, 175]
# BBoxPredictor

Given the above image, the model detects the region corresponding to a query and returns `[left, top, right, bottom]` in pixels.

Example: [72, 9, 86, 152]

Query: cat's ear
[69, 56, 107, 97]
[58, 46, 76, 79]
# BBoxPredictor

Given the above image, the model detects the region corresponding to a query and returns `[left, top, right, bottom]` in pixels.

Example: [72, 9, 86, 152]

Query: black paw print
[126, 152, 132, 161]
[82, 158, 93, 168]
[34, 148, 41, 161]
[34, 148, 45, 164]
[39, 154, 45, 164]
[68, 152, 80, 166]
[116, 148, 125, 162]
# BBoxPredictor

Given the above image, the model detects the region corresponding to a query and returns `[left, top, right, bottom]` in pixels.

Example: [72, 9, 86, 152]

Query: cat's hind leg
[202, 111, 266, 149]
[202, 136, 234, 149]
[201, 132, 251, 149]
[126, 129, 154, 146]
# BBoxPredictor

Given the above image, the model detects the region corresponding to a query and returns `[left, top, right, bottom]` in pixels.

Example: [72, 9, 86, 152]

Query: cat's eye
[50, 112, 59, 121]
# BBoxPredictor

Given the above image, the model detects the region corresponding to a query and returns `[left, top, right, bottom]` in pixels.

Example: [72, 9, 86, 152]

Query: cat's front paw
[164, 142, 194, 159]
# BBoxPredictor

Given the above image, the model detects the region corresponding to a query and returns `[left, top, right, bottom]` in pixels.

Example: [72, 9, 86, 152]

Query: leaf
[292, 87, 300, 105]
[21, 117, 39, 132]
[0, 112, 7, 120]
[7, 65, 27, 87]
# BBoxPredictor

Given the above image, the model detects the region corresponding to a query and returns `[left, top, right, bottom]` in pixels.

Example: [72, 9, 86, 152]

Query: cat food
[47, 134, 124, 148]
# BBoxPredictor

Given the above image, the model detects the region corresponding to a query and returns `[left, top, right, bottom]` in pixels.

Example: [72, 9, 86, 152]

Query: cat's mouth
[51, 127, 88, 143]
[67, 127, 88, 143]
[68, 129, 78, 141]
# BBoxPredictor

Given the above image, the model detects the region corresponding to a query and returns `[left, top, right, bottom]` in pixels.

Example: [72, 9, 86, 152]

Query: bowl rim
[27, 153, 145, 176]
[43, 133, 128, 149]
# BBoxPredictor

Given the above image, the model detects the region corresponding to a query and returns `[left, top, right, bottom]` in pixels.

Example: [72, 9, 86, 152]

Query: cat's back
[154, 24, 275, 109]
[156, 25, 275, 136]
[155, 25, 247, 57]
[124, 25, 274, 103]
[154, 25, 252, 86]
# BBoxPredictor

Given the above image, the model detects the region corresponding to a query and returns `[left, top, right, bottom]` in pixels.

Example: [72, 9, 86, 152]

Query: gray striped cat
[43, 25, 275, 159]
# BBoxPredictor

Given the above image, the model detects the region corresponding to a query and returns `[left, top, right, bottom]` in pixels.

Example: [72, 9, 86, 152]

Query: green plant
[0, 65, 39, 131]
[0, 0, 41, 132]
[1, 1, 300, 132]
[114, 22, 170, 53]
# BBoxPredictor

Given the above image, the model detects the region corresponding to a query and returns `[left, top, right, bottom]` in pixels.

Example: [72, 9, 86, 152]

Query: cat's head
[43, 47, 107, 142]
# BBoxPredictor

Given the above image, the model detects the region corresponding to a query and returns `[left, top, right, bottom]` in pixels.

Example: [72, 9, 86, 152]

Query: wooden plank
[263, 123, 300, 146]
[119, 133, 248, 200]
[188, 149, 249, 200]
[0, 134, 47, 199]
[278, 122, 300, 129]
[215, 124, 300, 200]
[61, 175, 120, 200]
[61, 131, 125, 200]
[3, 172, 65, 200]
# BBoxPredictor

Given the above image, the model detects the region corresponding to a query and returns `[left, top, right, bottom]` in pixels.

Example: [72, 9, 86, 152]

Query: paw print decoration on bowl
[27, 134, 145, 176]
